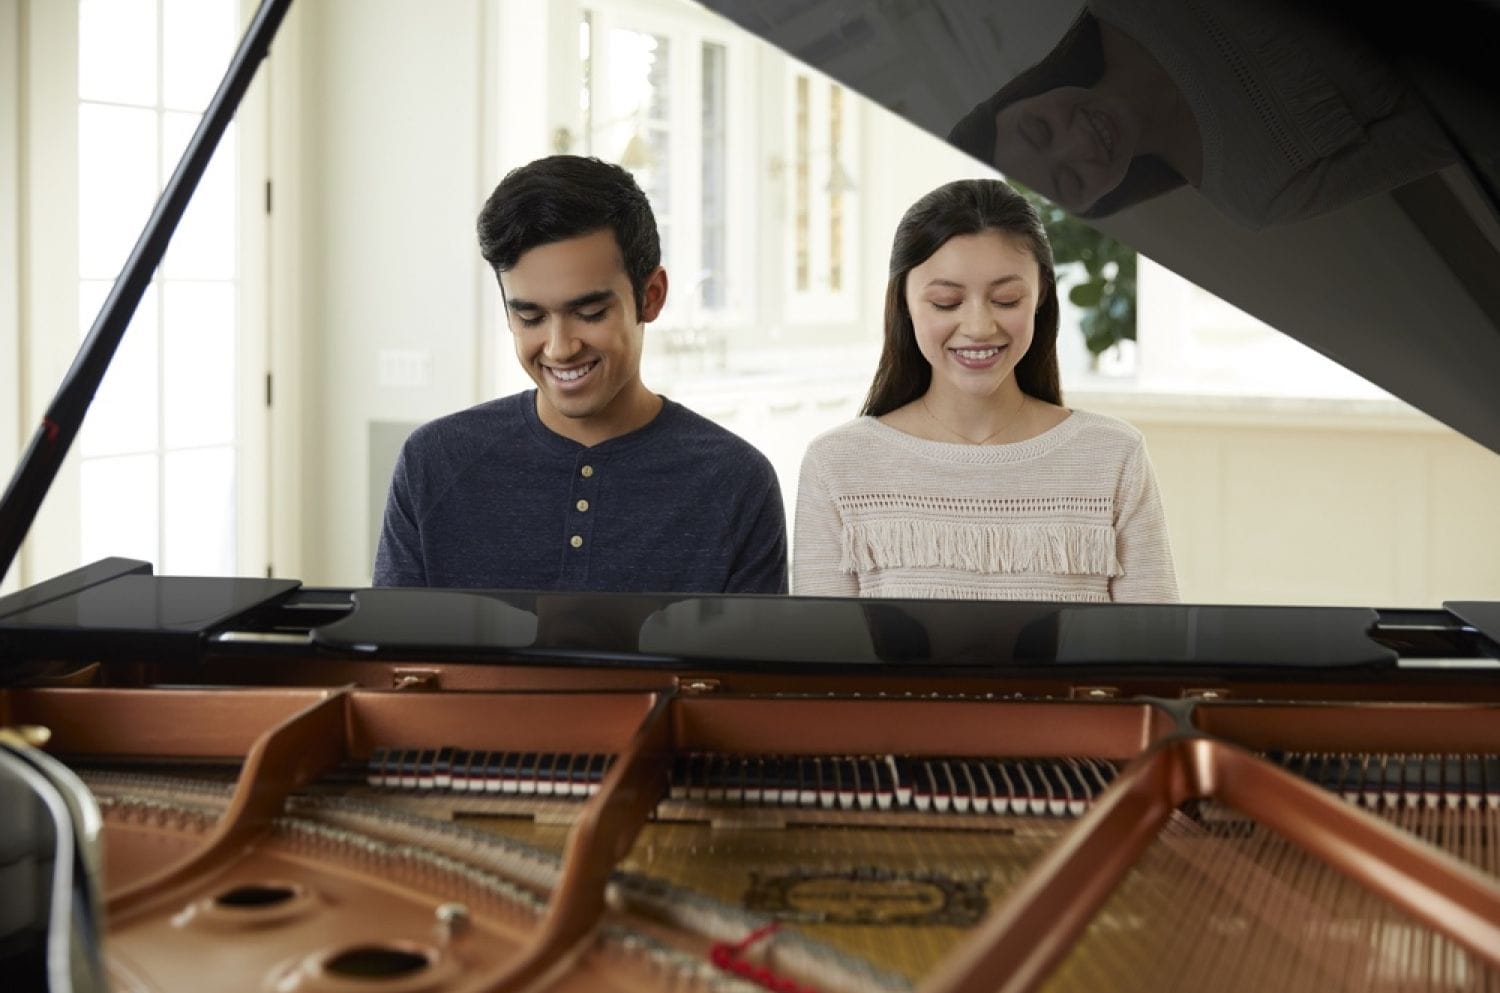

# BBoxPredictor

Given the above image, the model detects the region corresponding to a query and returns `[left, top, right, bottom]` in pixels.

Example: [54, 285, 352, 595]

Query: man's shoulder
[657, 400, 775, 473]
[403, 393, 531, 458]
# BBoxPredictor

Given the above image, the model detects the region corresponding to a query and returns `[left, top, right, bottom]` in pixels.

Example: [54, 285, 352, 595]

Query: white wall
[293, 0, 491, 585]
[1095, 395, 1500, 606]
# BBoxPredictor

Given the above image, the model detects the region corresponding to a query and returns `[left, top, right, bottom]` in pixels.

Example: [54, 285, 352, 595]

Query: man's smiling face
[502, 228, 666, 433]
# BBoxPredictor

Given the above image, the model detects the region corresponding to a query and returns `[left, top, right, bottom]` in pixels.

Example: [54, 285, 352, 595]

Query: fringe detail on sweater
[871, 583, 1112, 603]
[840, 520, 1121, 577]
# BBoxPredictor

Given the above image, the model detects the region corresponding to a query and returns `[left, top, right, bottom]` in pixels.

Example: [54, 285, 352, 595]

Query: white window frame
[575, 0, 755, 333]
[13, 0, 269, 585]
[782, 65, 861, 326]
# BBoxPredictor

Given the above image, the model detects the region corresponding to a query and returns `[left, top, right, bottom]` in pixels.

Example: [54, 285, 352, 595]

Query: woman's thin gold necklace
[921, 393, 1027, 445]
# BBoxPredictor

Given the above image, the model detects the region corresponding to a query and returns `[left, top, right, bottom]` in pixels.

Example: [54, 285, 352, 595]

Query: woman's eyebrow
[922, 275, 1025, 289]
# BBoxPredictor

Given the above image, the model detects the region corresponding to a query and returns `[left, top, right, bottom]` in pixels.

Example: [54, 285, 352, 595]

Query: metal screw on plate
[435, 902, 470, 943]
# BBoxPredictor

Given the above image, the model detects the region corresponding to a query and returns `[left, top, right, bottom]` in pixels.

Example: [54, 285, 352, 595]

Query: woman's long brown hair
[862, 179, 1063, 417]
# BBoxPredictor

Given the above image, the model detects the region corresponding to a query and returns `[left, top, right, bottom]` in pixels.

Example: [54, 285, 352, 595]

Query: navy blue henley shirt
[372, 391, 788, 594]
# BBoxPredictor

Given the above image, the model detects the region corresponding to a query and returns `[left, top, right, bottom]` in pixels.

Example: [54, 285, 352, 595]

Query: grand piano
[3, 2, 1500, 991]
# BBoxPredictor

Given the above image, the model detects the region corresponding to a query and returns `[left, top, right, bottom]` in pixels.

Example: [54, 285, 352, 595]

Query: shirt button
[576, 499, 589, 512]
[569, 535, 583, 548]
[580, 465, 594, 478]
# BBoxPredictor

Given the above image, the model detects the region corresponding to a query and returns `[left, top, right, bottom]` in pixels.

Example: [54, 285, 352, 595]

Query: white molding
[0, 0, 19, 592]
[233, 0, 272, 578]
[472, 0, 499, 407]
[18, 0, 81, 586]
[266, 0, 305, 580]
[1071, 387, 1454, 435]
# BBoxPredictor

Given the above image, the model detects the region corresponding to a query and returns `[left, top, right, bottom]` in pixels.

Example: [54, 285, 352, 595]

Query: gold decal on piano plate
[744, 868, 987, 926]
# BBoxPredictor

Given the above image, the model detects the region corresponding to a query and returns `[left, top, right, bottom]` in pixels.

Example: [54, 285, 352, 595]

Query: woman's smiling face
[906, 229, 1042, 401]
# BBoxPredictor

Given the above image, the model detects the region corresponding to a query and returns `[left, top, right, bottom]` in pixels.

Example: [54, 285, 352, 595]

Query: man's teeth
[954, 347, 1000, 360]
[551, 361, 596, 381]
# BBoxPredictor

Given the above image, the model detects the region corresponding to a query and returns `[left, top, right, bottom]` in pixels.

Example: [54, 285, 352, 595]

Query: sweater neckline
[861, 409, 1086, 463]
[519, 389, 681, 455]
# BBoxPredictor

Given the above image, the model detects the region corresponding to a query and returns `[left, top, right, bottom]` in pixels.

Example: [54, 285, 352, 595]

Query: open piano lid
[697, 0, 1500, 457]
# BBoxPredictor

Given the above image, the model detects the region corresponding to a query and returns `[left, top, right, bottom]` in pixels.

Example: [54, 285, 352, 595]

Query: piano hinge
[1070, 685, 1120, 700]
[265, 563, 272, 579]
[265, 179, 272, 214]
[1182, 687, 1230, 701]
[265, 372, 273, 407]
[677, 677, 721, 695]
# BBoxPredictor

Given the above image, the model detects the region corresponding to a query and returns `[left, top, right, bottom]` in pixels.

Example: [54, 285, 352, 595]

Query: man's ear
[638, 266, 668, 323]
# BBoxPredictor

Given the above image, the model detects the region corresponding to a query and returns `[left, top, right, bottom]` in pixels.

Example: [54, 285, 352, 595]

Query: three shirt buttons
[573, 465, 594, 549]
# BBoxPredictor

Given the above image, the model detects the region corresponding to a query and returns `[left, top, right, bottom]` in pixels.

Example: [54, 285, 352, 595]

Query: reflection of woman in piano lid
[792, 179, 1178, 603]
[946, 0, 1454, 228]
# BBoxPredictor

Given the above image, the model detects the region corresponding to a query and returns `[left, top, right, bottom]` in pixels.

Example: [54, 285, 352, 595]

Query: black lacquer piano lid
[0, 574, 300, 660]
[311, 588, 1394, 671]
[0, 557, 152, 622]
[697, 0, 1500, 457]
[1445, 601, 1500, 651]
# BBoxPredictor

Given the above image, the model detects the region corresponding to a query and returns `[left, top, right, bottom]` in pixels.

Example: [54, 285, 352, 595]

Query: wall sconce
[768, 153, 858, 195]
[825, 159, 858, 195]
[618, 132, 655, 170]
[553, 124, 656, 171]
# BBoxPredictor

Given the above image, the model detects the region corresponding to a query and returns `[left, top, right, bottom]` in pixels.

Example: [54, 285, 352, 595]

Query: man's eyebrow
[505, 290, 615, 312]
[564, 289, 615, 310]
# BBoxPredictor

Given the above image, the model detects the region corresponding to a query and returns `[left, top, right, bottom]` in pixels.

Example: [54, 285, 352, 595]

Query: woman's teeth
[953, 347, 1000, 360]
[1086, 109, 1114, 158]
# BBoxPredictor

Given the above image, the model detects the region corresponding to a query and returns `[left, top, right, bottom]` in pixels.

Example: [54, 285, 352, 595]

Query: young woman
[792, 178, 1178, 602]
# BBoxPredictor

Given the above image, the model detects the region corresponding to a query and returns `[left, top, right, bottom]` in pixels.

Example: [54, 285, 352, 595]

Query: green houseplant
[1019, 187, 1137, 367]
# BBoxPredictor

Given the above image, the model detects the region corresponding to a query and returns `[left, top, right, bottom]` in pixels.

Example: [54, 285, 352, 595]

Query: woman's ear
[639, 266, 669, 323]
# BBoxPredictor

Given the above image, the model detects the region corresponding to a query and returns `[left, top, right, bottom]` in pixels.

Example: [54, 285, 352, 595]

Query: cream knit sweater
[792, 410, 1180, 602]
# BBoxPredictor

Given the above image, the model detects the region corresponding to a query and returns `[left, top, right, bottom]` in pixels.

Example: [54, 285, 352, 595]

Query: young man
[373, 155, 788, 594]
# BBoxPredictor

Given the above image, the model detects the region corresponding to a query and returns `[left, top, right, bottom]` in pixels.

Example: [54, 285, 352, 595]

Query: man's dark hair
[476, 155, 661, 315]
